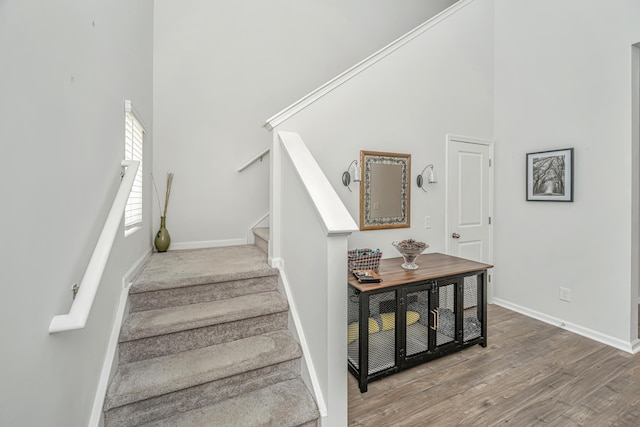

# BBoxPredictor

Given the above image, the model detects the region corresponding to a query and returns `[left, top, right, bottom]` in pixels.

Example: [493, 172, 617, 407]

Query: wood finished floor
[348, 304, 640, 426]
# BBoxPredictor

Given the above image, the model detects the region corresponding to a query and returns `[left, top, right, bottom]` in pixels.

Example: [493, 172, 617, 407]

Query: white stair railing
[271, 131, 358, 426]
[49, 160, 140, 334]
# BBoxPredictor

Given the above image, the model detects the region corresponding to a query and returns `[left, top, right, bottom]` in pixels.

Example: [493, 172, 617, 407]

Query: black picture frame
[526, 148, 574, 202]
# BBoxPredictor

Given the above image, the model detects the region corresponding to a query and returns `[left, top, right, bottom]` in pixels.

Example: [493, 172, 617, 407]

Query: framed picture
[526, 148, 573, 202]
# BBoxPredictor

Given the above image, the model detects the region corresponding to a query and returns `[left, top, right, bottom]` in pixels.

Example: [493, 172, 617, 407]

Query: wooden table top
[348, 252, 493, 292]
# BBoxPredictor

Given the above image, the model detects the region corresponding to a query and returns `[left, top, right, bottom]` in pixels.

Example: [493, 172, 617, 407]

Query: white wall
[0, 1, 153, 425]
[273, 0, 495, 260]
[152, 0, 458, 247]
[493, 0, 640, 345]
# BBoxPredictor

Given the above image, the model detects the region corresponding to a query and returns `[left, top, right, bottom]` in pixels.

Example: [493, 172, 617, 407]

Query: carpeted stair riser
[118, 291, 289, 364]
[105, 331, 302, 417]
[129, 275, 279, 312]
[121, 292, 288, 342]
[253, 227, 269, 255]
[137, 379, 318, 427]
[255, 235, 268, 255]
[105, 358, 301, 427]
[129, 246, 278, 296]
[119, 311, 288, 364]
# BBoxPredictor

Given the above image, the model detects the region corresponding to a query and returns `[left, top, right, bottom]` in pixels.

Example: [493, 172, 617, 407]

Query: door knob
[452, 233, 460, 239]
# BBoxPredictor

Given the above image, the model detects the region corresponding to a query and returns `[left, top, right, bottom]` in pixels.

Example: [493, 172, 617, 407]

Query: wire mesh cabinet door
[432, 272, 488, 352]
[402, 283, 431, 358]
[365, 290, 398, 376]
[461, 274, 485, 343]
[347, 285, 399, 393]
[432, 277, 460, 350]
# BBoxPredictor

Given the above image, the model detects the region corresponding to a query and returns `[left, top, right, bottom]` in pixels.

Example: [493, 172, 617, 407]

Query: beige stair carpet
[104, 245, 318, 427]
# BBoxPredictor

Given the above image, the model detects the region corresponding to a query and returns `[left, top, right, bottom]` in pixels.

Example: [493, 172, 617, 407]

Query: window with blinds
[124, 100, 145, 235]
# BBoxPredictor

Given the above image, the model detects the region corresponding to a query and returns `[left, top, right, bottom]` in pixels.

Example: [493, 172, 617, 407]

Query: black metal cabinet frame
[348, 270, 487, 393]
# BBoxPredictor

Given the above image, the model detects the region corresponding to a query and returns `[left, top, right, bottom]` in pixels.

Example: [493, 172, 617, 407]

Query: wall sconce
[416, 164, 437, 192]
[342, 160, 361, 192]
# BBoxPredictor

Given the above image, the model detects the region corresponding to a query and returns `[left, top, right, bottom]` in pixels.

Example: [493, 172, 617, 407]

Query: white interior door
[446, 137, 492, 264]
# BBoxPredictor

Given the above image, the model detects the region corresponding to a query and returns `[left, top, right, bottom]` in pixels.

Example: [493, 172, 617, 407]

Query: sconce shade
[352, 163, 361, 182]
[427, 167, 437, 184]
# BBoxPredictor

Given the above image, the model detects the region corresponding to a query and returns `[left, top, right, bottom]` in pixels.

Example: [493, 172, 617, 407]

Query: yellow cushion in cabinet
[347, 311, 420, 344]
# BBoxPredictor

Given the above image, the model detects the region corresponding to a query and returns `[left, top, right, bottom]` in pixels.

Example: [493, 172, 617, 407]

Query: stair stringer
[272, 258, 328, 423]
[88, 249, 151, 427]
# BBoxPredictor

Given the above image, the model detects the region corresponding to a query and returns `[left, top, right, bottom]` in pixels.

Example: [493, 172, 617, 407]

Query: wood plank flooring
[348, 304, 640, 426]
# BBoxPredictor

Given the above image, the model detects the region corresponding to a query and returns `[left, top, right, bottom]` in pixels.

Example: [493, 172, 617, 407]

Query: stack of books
[352, 269, 382, 283]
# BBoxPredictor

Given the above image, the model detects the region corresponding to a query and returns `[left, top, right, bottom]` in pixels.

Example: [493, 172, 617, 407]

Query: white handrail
[279, 131, 357, 235]
[49, 160, 140, 334]
[237, 147, 270, 172]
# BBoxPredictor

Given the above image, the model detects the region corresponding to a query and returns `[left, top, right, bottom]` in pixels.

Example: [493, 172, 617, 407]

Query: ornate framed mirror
[359, 150, 411, 230]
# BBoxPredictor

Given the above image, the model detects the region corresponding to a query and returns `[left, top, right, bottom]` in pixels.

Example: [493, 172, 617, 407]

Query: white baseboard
[88, 249, 151, 427]
[273, 257, 328, 420]
[122, 249, 153, 288]
[168, 238, 247, 251]
[493, 298, 638, 354]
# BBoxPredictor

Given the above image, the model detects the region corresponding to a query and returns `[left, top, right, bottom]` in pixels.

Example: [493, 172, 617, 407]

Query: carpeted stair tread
[139, 379, 318, 427]
[120, 291, 288, 342]
[131, 245, 278, 294]
[105, 330, 301, 411]
[104, 359, 302, 427]
[128, 276, 280, 313]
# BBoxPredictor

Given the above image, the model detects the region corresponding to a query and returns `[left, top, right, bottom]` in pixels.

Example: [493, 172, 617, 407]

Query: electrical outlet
[424, 216, 431, 229]
[559, 287, 571, 302]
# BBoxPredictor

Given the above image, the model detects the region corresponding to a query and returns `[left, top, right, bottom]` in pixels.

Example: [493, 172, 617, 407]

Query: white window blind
[124, 100, 145, 234]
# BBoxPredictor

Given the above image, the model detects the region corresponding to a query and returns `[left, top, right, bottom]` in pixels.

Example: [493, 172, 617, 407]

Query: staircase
[103, 243, 319, 426]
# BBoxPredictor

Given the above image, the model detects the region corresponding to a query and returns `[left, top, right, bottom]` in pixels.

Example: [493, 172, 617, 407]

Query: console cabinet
[347, 253, 492, 393]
